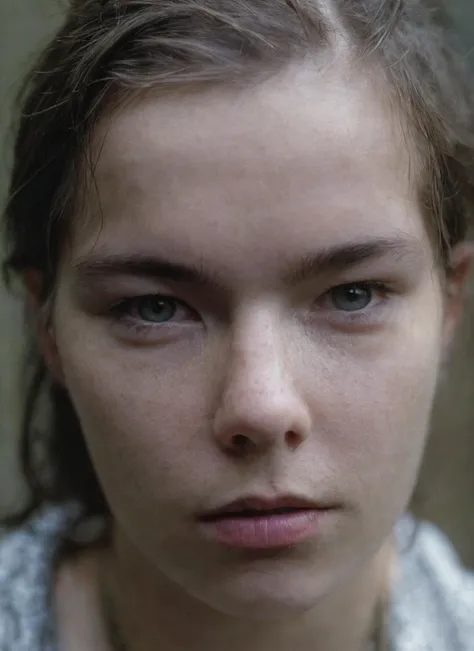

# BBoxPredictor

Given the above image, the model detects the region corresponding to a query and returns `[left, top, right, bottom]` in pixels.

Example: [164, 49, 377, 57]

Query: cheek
[55, 323, 216, 514]
[312, 317, 443, 507]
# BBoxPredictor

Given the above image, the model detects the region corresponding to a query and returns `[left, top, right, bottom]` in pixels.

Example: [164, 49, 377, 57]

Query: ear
[442, 242, 474, 349]
[23, 270, 65, 385]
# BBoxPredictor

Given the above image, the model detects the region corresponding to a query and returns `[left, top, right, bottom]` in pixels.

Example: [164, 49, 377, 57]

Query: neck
[99, 528, 397, 651]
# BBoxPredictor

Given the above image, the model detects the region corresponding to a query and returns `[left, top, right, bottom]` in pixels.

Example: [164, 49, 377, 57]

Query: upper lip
[198, 495, 332, 521]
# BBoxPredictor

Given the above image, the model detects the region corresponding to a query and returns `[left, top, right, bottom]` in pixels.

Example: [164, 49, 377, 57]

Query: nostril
[231, 434, 254, 456]
[285, 430, 302, 450]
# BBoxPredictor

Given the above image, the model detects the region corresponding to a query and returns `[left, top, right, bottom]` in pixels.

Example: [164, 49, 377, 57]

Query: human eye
[109, 294, 199, 338]
[314, 281, 394, 327]
[327, 282, 389, 311]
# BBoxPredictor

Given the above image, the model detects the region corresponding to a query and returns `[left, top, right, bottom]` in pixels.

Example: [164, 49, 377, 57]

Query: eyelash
[316, 281, 393, 324]
[109, 295, 196, 337]
[108, 281, 393, 336]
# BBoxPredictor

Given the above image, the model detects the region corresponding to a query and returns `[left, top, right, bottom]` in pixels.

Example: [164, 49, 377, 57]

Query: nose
[212, 318, 312, 457]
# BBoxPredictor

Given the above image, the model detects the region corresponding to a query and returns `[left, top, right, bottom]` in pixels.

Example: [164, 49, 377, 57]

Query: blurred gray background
[1, 1, 474, 564]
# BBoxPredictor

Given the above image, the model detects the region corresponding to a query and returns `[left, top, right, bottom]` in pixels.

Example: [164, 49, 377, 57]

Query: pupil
[331, 285, 371, 312]
[138, 297, 176, 322]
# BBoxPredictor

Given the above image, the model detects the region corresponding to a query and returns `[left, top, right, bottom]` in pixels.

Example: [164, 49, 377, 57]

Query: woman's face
[51, 66, 453, 616]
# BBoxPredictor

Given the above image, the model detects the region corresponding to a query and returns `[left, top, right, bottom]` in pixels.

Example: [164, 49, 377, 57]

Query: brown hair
[2, 0, 474, 540]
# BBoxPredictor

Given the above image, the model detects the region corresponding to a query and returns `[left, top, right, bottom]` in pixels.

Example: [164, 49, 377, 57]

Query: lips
[197, 495, 334, 549]
[198, 495, 323, 521]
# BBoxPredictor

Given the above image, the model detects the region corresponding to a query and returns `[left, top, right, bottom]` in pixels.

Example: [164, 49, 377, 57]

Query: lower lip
[198, 509, 327, 549]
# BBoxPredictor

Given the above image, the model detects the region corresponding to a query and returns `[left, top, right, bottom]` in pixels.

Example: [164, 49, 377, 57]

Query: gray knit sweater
[0, 504, 473, 650]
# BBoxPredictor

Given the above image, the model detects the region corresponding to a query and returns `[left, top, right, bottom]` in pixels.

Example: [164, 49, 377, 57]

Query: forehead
[75, 63, 426, 270]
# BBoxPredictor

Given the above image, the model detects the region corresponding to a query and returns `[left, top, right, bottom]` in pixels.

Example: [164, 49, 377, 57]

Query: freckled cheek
[58, 340, 215, 499]
[319, 344, 441, 500]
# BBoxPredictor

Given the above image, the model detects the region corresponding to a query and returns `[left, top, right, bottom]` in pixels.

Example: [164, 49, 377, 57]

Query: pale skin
[27, 62, 472, 651]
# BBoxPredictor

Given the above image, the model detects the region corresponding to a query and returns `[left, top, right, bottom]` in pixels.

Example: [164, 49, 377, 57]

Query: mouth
[199, 495, 323, 519]
[197, 495, 336, 550]
[201, 506, 307, 519]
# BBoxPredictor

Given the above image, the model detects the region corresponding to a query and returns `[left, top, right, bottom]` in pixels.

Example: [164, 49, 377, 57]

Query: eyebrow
[283, 235, 421, 285]
[72, 236, 422, 290]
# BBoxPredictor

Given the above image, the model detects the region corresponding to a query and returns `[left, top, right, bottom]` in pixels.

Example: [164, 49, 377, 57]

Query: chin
[195, 564, 336, 620]
[205, 586, 325, 620]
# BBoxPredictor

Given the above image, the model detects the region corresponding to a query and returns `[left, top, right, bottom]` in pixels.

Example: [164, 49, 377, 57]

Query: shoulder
[393, 516, 474, 651]
[0, 503, 79, 651]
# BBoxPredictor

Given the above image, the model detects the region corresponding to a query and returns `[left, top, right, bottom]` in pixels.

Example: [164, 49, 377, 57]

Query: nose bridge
[225, 308, 289, 401]
[213, 310, 311, 452]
